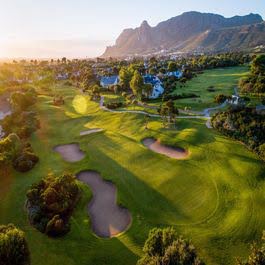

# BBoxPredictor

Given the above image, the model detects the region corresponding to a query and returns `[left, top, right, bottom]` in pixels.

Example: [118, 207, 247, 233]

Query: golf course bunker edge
[53, 143, 85, 162]
[77, 170, 132, 238]
[142, 137, 189, 159]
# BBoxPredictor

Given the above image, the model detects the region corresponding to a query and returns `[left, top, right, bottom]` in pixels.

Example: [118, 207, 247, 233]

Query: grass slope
[0, 83, 264, 265]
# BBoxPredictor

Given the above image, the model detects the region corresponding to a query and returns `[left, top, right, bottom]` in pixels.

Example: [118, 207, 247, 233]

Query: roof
[143, 75, 160, 86]
[100, 75, 118, 86]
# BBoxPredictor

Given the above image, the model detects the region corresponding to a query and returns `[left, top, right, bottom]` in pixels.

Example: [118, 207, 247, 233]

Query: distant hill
[102, 11, 264, 57]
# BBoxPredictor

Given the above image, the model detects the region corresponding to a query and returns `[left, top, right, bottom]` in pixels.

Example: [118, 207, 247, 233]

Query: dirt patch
[77, 170, 132, 238]
[53, 143, 85, 162]
[80, 128, 103, 136]
[142, 138, 189, 159]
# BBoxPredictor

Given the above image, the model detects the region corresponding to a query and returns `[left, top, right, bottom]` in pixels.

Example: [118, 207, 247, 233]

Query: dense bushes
[26, 172, 80, 237]
[12, 143, 39, 172]
[137, 227, 204, 265]
[0, 224, 30, 265]
[104, 101, 123, 109]
[1, 87, 40, 139]
[10, 88, 37, 112]
[2, 111, 40, 139]
[0, 134, 38, 172]
[214, 94, 231, 104]
[239, 54, 265, 94]
[211, 107, 265, 160]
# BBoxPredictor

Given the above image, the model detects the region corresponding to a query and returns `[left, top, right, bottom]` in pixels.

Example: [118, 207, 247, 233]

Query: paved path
[99, 96, 228, 130]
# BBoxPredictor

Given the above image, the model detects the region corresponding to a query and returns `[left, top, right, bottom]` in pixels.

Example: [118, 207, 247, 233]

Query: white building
[143, 75, 164, 99]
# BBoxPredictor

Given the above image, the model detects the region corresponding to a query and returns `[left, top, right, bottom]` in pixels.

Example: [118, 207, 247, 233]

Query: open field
[0, 83, 264, 265]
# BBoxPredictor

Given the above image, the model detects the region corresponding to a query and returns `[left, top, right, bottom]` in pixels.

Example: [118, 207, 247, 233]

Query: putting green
[0, 82, 264, 265]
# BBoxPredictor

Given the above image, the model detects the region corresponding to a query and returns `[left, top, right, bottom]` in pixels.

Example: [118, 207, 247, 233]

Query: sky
[0, 0, 264, 59]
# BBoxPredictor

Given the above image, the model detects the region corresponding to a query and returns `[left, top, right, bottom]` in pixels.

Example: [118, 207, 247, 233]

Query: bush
[137, 227, 204, 265]
[259, 144, 265, 161]
[27, 172, 80, 237]
[0, 224, 30, 265]
[2, 111, 40, 139]
[13, 150, 39, 172]
[212, 108, 265, 160]
[10, 88, 37, 112]
[214, 94, 229, 104]
[104, 102, 123, 109]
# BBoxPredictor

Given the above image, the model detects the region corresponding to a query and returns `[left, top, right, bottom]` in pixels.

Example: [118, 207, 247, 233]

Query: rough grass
[0, 83, 264, 265]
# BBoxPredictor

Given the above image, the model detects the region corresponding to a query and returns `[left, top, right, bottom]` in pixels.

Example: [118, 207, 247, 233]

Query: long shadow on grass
[81, 135, 190, 247]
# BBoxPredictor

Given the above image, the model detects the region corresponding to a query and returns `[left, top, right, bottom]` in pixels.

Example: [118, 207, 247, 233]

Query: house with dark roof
[100, 75, 119, 88]
[143, 75, 164, 99]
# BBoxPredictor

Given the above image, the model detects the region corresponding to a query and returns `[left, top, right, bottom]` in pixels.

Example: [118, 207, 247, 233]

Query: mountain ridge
[102, 11, 264, 57]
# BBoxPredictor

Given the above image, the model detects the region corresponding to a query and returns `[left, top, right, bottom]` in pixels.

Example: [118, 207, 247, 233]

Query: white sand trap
[53, 143, 85, 162]
[77, 171, 132, 238]
[143, 138, 189, 159]
[80, 128, 103, 136]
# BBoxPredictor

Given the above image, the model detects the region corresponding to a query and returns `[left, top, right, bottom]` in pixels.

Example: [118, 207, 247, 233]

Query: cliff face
[102, 12, 264, 57]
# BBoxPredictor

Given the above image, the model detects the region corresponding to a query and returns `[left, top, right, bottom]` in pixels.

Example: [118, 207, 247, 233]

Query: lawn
[0, 84, 264, 265]
[148, 66, 250, 111]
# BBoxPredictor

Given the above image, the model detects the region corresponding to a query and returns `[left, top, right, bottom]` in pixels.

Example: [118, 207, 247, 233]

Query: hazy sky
[0, 0, 264, 58]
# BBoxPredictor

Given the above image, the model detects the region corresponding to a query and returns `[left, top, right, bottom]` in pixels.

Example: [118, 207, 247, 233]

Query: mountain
[102, 11, 264, 57]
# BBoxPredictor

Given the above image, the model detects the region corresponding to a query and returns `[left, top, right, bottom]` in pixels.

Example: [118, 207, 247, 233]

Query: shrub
[104, 102, 123, 109]
[211, 108, 265, 160]
[214, 94, 229, 104]
[137, 227, 204, 265]
[0, 224, 30, 265]
[259, 144, 265, 161]
[236, 231, 265, 265]
[2, 111, 40, 139]
[27, 172, 80, 237]
[13, 151, 39, 172]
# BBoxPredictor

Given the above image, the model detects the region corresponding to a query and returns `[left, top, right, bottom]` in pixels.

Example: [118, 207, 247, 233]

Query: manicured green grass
[0, 84, 264, 265]
[172, 66, 249, 110]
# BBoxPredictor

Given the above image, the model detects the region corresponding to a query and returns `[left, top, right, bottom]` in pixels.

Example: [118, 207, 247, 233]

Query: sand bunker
[77, 171, 131, 238]
[53, 143, 85, 162]
[142, 138, 189, 159]
[80, 128, 103, 136]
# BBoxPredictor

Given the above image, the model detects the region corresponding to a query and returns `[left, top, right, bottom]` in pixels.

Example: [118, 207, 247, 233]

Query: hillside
[102, 11, 264, 57]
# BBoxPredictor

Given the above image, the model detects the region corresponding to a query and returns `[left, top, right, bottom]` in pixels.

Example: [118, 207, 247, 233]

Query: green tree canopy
[0, 224, 30, 265]
[130, 70, 145, 99]
[137, 227, 203, 265]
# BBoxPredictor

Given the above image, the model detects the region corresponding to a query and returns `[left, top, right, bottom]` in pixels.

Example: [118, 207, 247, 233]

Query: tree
[143, 83, 153, 98]
[130, 70, 145, 100]
[144, 115, 150, 130]
[214, 94, 228, 104]
[236, 231, 265, 265]
[167, 61, 177, 72]
[26, 172, 80, 236]
[0, 224, 30, 265]
[137, 227, 203, 265]
[251, 55, 265, 75]
[119, 67, 133, 90]
[259, 144, 265, 161]
[158, 100, 179, 128]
